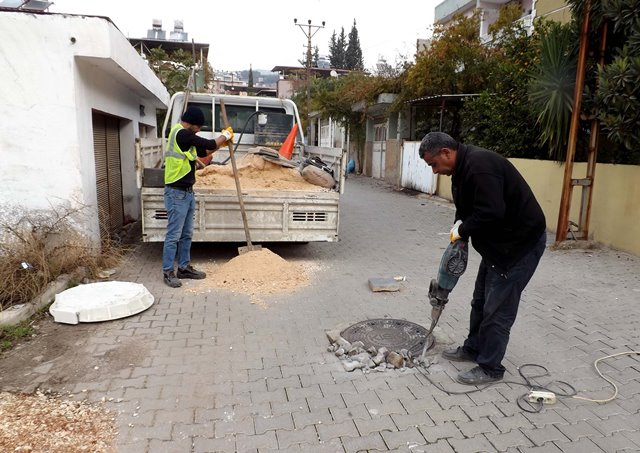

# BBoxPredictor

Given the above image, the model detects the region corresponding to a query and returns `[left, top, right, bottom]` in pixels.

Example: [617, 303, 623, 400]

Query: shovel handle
[220, 100, 253, 247]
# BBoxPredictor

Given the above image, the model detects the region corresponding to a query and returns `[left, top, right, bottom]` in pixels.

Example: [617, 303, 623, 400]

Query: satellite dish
[330, 70, 338, 78]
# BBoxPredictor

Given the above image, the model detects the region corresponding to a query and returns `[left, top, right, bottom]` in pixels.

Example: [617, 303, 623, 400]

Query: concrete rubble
[325, 329, 427, 372]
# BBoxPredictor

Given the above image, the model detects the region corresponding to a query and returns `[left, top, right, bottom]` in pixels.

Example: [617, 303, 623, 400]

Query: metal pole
[555, 0, 591, 243]
[579, 21, 608, 240]
[306, 23, 312, 104]
[294, 19, 324, 144]
[192, 39, 197, 92]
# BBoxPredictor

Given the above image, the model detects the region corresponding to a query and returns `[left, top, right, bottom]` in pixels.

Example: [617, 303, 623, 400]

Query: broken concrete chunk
[372, 352, 386, 366]
[325, 330, 342, 344]
[368, 277, 401, 292]
[343, 360, 365, 372]
[348, 342, 366, 356]
[336, 338, 352, 351]
[351, 352, 372, 364]
[386, 351, 405, 369]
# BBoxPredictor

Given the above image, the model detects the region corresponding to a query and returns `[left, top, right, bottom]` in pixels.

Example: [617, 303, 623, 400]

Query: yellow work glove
[221, 127, 234, 142]
[449, 220, 462, 242]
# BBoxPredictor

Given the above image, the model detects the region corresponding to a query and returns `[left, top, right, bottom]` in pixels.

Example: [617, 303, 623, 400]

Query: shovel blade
[238, 244, 263, 255]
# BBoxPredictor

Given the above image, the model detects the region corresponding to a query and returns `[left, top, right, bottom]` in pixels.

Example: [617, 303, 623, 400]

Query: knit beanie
[181, 106, 205, 126]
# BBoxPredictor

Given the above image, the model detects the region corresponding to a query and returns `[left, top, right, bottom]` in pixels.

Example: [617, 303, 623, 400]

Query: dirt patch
[0, 390, 116, 452]
[185, 248, 312, 307]
[0, 315, 146, 394]
[551, 239, 601, 250]
[195, 154, 329, 191]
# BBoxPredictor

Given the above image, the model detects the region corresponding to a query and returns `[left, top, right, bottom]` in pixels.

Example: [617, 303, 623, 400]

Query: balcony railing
[435, 0, 475, 23]
[480, 13, 534, 43]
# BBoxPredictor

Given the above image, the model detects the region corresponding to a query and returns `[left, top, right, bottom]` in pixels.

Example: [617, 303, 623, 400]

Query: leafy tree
[593, 0, 640, 159]
[345, 20, 364, 70]
[294, 72, 398, 171]
[374, 56, 409, 78]
[527, 0, 640, 163]
[596, 47, 640, 153]
[146, 48, 194, 95]
[401, 13, 492, 103]
[463, 4, 547, 157]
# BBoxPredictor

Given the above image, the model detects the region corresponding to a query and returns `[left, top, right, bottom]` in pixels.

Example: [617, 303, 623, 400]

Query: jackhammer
[420, 239, 469, 361]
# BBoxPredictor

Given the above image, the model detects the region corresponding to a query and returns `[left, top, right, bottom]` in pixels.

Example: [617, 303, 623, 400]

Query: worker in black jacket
[419, 132, 546, 385]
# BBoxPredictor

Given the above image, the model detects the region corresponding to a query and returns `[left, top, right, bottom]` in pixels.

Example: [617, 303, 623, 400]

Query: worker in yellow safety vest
[162, 106, 233, 288]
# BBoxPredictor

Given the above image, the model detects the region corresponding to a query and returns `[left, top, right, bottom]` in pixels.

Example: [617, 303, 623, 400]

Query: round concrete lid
[49, 281, 154, 324]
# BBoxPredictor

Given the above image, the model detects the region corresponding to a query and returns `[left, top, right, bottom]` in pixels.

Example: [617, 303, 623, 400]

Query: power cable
[414, 351, 640, 413]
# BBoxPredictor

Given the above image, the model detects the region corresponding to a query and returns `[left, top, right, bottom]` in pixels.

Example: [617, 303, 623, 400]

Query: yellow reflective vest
[164, 123, 197, 184]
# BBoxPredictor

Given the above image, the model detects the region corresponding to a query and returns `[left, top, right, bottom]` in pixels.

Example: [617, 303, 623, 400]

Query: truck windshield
[184, 102, 287, 135]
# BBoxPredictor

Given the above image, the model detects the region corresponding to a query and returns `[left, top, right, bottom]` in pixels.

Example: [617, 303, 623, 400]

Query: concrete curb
[0, 269, 85, 328]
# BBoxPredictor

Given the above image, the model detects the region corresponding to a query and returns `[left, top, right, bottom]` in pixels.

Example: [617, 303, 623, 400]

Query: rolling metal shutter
[92, 112, 124, 240]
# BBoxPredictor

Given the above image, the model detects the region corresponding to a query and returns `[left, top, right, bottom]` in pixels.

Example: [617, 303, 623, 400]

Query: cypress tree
[313, 46, 320, 67]
[328, 31, 339, 67]
[336, 27, 347, 69]
[345, 20, 364, 70]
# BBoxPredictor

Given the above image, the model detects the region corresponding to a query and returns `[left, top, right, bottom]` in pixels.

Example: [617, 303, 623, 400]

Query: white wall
[0, 11, 169, 244]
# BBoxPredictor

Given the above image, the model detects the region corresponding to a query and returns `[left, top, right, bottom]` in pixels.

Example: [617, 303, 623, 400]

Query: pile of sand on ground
[186, 248, 310, 307]
[195, 154, 328, 191]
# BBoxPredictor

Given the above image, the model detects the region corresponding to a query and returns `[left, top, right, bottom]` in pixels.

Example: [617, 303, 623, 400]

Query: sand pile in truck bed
[185, 248, 312, 307]
[195, 154, 330, 191]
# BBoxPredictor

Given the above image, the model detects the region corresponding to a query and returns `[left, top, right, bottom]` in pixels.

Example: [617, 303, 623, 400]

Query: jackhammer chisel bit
[419, 240, 469, 363]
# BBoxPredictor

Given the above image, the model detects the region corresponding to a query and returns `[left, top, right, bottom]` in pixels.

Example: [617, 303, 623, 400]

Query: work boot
[442, 346, 476, 363]
[456, 366, 502, 385]
[163, 270, 182, 288]
[177, 264, 206, 279]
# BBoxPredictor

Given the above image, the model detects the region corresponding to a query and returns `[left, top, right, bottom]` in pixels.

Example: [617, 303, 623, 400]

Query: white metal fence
[400, 141, 437, 194]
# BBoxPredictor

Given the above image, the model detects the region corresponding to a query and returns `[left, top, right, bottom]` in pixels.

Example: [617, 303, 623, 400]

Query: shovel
[219, 100, 262, 255]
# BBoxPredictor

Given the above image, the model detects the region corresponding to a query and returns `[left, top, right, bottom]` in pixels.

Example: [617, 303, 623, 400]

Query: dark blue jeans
[463, 232, 546, 377]
[162, 186, 196, 272]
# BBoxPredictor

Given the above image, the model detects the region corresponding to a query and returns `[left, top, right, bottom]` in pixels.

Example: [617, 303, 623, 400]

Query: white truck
[139, 92, 345, 243]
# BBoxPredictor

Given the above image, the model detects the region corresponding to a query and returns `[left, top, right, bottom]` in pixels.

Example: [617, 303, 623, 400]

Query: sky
[49, 0, 439, 72]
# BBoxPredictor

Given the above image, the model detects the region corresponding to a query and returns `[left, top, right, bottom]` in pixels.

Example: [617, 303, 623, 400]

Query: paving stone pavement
[67, 176, 640, 451]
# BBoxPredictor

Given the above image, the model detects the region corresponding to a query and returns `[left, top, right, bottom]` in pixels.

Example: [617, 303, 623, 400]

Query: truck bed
[141, 187, 340, 242]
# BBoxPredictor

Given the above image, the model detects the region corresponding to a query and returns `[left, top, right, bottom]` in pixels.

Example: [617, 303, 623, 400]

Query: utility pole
[555, 0, 591, 243]
[294, 18, 324, 145]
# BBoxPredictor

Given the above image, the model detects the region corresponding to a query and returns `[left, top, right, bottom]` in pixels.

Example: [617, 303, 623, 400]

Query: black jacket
[452, 143, 546, 271]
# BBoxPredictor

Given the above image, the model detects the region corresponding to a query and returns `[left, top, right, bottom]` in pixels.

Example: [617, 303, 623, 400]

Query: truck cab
[163, 92, 304, 157]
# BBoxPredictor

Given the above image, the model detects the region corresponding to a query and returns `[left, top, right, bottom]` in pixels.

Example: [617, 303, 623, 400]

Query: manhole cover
[341, 318, 434, 357]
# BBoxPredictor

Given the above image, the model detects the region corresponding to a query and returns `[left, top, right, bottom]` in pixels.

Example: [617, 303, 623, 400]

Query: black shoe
[457, 366, 502, 385]
[163, 270, 182, 288]
[177, 264, 206, 279]
[442, 346, 476, 363]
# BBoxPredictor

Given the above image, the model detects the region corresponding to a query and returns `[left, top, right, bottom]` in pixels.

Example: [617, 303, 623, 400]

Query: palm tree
[529, 22, 577, 161]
